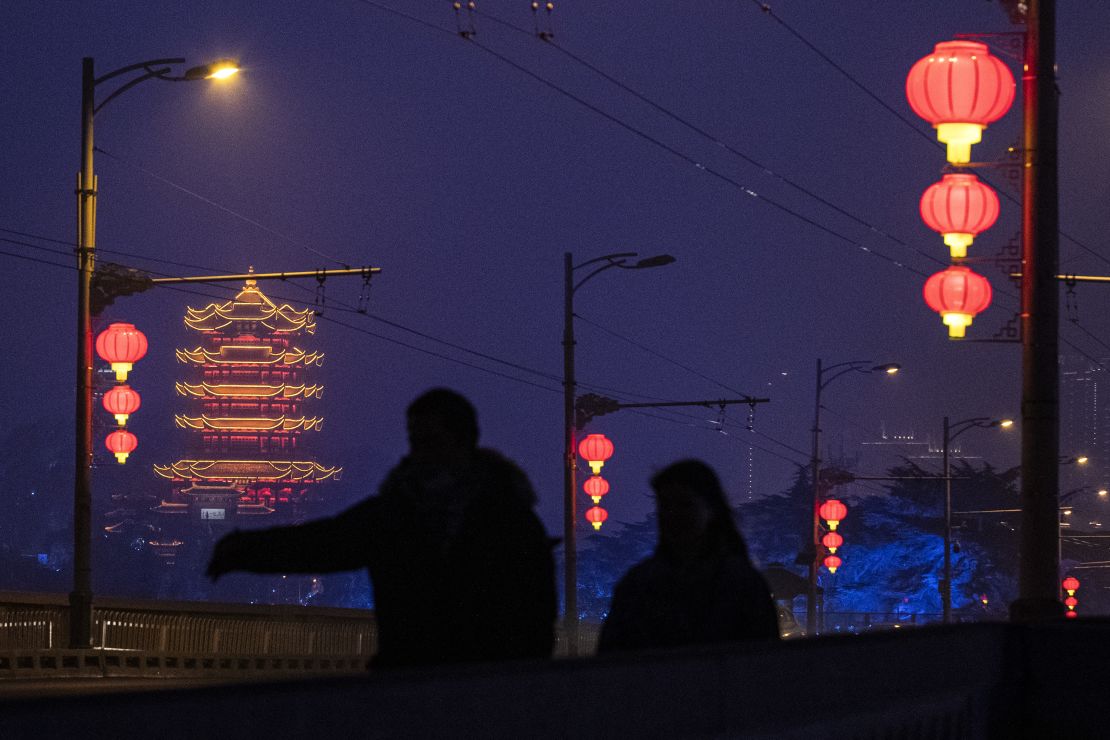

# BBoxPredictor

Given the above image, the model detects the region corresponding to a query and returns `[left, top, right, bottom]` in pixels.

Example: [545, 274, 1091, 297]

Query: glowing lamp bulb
[95, 323, 148, 381]
[585, 505, 608, 531]
[923, 266, 993, 339]
[105, 429, 137, 464]
[583, 475, 610, 504]
[578, 433, 614, 475]
[823, 555, 842, 574]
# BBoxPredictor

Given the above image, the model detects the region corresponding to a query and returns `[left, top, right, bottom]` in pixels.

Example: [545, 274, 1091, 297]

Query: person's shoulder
[474, 448, 536, 506]
[613, 556, 663, 591]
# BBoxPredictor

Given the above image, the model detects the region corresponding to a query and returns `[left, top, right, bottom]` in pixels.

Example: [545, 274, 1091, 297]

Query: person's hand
[207, 530, 247, 582]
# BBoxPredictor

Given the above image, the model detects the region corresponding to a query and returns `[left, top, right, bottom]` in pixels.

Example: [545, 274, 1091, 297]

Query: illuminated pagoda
[154, 274, 341, 527]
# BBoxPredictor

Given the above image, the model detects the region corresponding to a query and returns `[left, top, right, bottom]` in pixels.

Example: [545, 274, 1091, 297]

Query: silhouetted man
[207, 388, 556, 668]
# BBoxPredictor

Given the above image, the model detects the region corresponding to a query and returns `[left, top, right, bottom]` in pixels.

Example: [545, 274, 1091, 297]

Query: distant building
[1059, 355, 1110, 492]
[151, 275, 340, 550]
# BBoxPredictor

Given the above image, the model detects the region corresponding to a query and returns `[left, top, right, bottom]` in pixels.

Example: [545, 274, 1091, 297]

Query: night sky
[3, 2, 1110, 563]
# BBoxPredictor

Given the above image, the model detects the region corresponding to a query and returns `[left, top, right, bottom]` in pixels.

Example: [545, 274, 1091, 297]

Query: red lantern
[1066, 610, 1078, 619]
[923, 266, 992, 339]
[578, 433, 614, 474]
[1063, 576, 1080, 595]
[919, 174, 1000, 259]
[819, 499, 847, 531]
[585, 505, 608, 531]
[102, 385, 141, 426]
[906, 40, 1015, 164]
[105, 429, 137, 464]
[823, 555, 842, 574]
[95, 323, 148, 381]
[822, 531, 843, 554]
[1065, 596, 1078, 609]
[583, 475, 610, 504]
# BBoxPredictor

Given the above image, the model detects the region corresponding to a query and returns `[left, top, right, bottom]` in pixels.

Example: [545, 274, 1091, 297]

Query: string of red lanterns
[1063, 576, 1080, 619]
[95, 322, 148, 464]
[819, 499, 848, 574]
[579, 433, 614, 531]
[908, 39, 1016, 340]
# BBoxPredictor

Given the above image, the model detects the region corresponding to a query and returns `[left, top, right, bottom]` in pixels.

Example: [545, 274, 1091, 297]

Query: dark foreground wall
[4, 621, 1108, 739]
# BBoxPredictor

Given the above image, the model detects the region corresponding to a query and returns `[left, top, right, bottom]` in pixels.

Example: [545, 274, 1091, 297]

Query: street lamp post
[807, 359, 899, 635]
[562, 250, 674, 655]
[941, 416, 1012, 624]
[71, 56, 238, 649]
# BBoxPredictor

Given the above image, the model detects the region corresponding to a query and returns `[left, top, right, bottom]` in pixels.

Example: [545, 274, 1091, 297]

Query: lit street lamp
[71, 55, 238, 649]
[807, 359, 899, 634]
[941, 416, 1013, 624]
[562, 251, 674, 655]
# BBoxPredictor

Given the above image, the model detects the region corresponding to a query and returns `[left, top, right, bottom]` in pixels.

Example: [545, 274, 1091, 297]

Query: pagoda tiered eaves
[174, 415, 325, 432]
[183, 283, 316, 334]
[175, 345, 324, 366]
[175, 381, 324, 399]
[154, 460, 342, 482]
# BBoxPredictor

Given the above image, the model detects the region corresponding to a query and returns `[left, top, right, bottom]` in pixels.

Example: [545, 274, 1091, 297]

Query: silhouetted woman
[598, 459, 778, 653]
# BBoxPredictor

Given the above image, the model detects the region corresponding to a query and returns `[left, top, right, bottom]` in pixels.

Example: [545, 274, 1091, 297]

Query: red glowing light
[819, 499, 848, 531]
[105, 429, 138, 464]
[919, 174, 1000, 259]
[823, 555, 842, 574]
[583, 475, 610, 504]
[1063, 576, 1080, 594]
[95, 323, 148, 381]
[923, 266, 993, 339]
[578, 433, 614, 474]
[585, 505, 608, 531]
[821, 531, 843, 553]
[102, 385, 141, 426]
[1065, 596, 1078, 608]
[1066, 610, 1078, 619]
[906, 40, 1015, 163]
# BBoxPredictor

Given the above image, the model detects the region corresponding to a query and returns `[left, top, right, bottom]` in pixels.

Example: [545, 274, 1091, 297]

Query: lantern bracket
[575, 392, 770, 427]
[953, 31, 1025, 62]
[91, 262, 155, 315]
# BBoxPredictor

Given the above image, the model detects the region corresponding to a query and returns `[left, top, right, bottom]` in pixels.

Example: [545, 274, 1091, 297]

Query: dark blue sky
[3, 1, 1109, 539]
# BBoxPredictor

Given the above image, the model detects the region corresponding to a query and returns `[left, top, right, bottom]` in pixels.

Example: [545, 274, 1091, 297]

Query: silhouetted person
[598, 459, 778, 653]
[207, 388, 556, 668]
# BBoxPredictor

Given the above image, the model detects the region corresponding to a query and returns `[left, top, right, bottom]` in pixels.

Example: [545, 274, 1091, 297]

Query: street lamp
[941, 416, 1013, 624]
[806, 359, 900, 634]
[71, 55, 238, 649]
[562, 250, 674, 655]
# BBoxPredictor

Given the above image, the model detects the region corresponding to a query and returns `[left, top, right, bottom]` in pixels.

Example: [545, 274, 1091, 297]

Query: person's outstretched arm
[207, 496, 381, 580]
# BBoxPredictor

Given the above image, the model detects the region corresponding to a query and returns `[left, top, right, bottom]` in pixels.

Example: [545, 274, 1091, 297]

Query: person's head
[651, 459, 747, 560]
[406, 388, 480, 467]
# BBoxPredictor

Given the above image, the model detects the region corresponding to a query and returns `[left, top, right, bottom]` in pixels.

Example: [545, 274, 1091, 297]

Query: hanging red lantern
[1063, 576, 1080, 595]
[905, 40, 1016, 164]
[585, 505, 608, 531]
[583, 475, 610, 504]
[105, 429, 138, 464]
[95, 323, 148, 381]
[1066, 610, 1078, 619]
[1065, 596, 1078, 609]
[102, 385, 141, 426]
[823, 555, 842, 574]
[923, 266, 993, 339]
[919, 173, 1000, 259]
[822, 531, 843, 554]
[578, 433, 614, 474]
[819, 499, 847, 531]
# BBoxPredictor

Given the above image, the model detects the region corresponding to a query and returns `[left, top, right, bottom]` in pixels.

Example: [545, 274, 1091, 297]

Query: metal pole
[1012, 0, 1062, 622]
[70, 57, 96, 648]
[562, 252, 578, 655]
[807, 358, 822, 636]
[943, 416, 951, 624]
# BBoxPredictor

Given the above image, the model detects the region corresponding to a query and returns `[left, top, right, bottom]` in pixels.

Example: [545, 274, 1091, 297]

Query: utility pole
[1010, 0, 1063, 622]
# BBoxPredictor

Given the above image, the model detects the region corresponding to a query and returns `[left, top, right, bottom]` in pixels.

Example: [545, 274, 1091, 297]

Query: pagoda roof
[176, 381, 324, 399]
[153, 460, 342, 483]
[184, 280, 316, 334]
[175, 415, 324, 432]
[237, 503, 276, 516]
[176, 345, 324, 367]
